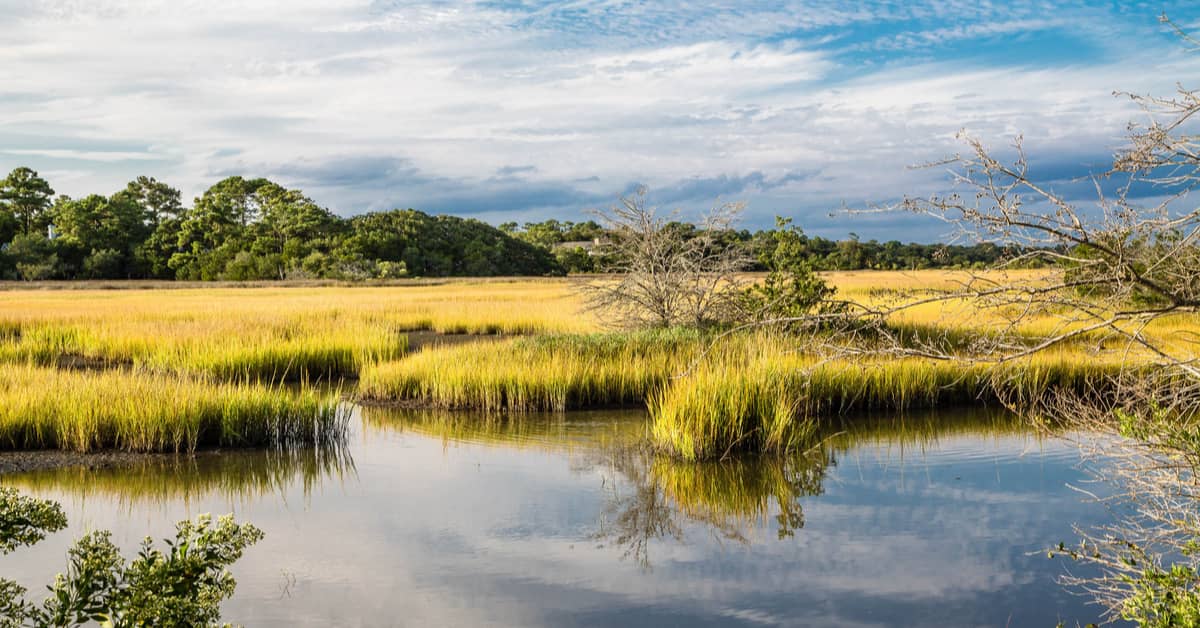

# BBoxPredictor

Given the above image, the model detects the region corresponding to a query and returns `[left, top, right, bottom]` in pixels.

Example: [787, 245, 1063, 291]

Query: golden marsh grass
[4, 271, 1195, 458]
[0, 280, 591, 380]
[0, 365, 346, 452]
[648, 340, 1123, 460]
[358, 328, 701, 411]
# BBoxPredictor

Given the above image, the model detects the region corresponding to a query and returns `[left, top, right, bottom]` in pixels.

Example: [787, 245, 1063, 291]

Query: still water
[2, 407, 1117, 627]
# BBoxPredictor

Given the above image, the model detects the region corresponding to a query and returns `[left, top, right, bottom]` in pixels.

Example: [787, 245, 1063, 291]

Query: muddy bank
[0, 450, 171, 476]
[404, 330, 508, 352]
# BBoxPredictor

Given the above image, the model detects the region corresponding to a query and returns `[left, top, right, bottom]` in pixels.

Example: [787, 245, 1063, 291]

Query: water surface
[1, 408, 1117, 627]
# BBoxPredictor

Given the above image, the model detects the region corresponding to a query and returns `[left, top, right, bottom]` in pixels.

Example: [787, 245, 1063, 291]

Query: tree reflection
[591, 443, 832, 568]
[362, 404, 1029, 570]
[593, 445, 686, 569]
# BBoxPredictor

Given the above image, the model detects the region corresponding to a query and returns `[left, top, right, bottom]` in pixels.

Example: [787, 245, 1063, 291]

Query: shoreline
[0, 450, 176, 476]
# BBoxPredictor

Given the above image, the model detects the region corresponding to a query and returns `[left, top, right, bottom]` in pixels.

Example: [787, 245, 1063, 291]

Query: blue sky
[2, 1, 1198, 240]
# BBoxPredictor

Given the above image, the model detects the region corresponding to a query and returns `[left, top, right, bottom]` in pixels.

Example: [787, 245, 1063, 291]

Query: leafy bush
[742, 217, 836, 327]
[0, 487, 262, 627]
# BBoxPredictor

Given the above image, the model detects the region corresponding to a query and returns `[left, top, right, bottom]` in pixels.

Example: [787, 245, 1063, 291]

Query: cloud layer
[2, 1, 1198, 239]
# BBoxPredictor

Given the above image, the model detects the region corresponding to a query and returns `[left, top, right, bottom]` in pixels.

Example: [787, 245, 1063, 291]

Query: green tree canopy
[116, 176, 182, 228]
[0, 167, 55, 236]
[341, 209, 561, 277]
[167, 177, 349, 280]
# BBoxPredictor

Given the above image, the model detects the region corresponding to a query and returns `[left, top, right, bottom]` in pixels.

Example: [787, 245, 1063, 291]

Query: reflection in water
[361, 406, 829, 566]
[362, 405, 1031, 569]
[5, 444, 356, 508]
[824, 406, 1029, 450]
[654, 453, 824, 540]
[2, 405, 1108, 627]
[360, 406, 647, 452]
[591, 446, 830, 568]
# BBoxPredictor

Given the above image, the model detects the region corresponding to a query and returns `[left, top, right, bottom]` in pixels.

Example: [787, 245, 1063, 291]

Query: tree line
[515, 217, 1037, 274]
[0, 166, 1035, 281]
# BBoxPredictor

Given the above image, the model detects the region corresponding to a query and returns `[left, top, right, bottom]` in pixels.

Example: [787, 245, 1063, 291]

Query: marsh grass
[0, 282, 590, 381]
[359, 319, 1124, 459]
[0, 365, 348, 453]
[649, 341, 1125, 460]
[0, 273, 1190, 459]
[358, 328, 704, 411]
[358, 316, 1131, 460]
[0, 317, 406, 381]
[2, 272, 1190, 383]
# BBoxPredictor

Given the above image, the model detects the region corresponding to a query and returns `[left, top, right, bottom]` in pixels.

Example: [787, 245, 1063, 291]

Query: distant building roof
[554, 240, 597, 250]
[552, 238, 608, 255]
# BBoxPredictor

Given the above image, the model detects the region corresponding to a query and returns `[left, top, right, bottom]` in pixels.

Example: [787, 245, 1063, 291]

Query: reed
[0, 365, 348, 453]
[0, 281, 591, 381]
[649, 340, 1125, 460]
[358, 328, 703, 411]
[0, 272, 1190, 460]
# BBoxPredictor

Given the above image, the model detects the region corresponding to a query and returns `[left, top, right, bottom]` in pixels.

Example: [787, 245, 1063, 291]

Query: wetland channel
[1, 406, 1119, 627]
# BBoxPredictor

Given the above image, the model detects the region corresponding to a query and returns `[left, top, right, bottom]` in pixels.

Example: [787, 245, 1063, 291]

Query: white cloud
[2, 148, 162, 162]
[0, 1, 1195, 236]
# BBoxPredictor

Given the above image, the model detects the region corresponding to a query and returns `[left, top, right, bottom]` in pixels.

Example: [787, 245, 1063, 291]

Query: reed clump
[650, 340, 1125, 460]
[0, 365, 347, 453]
[358, 328, 703, 411]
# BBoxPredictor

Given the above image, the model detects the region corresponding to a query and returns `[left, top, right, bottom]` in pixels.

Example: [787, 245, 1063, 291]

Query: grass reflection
[359, 405, 649, 454]
[4, 443, 355, 508]
[590, 444, 830, 568]
[363, 405, 1036, 568]
[1, 405, 1037, 567]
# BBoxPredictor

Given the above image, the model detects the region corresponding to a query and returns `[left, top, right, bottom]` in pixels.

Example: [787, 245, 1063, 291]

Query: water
[1, 407, 1118, 627]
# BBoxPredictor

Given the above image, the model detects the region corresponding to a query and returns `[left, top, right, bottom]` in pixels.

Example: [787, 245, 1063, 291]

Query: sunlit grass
[0, 281, 592, 380]
[649, 337, 1124, 460]
[1, 272, 1193, 460]
[0, 365, 347, 453]
[357, 317, 1126, 459]
[358, 328, 702, 411]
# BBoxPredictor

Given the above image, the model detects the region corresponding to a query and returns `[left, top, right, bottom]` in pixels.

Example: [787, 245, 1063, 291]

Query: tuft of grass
[650, 340, 1125, 460]
[648, 357, 813, 462]
[358, 328, 704, 411]
[0, 365, 348, 453]
[360, 319, 1136, 460]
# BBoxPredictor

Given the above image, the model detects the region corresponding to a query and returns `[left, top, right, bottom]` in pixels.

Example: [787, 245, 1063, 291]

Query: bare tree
[583, 186, 752, 328]
[810, 17, 1200, 624]
[883, 129, 1200, 371]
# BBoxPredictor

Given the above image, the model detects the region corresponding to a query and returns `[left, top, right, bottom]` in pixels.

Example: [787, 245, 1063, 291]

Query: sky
[2, 1, 1199, 241]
